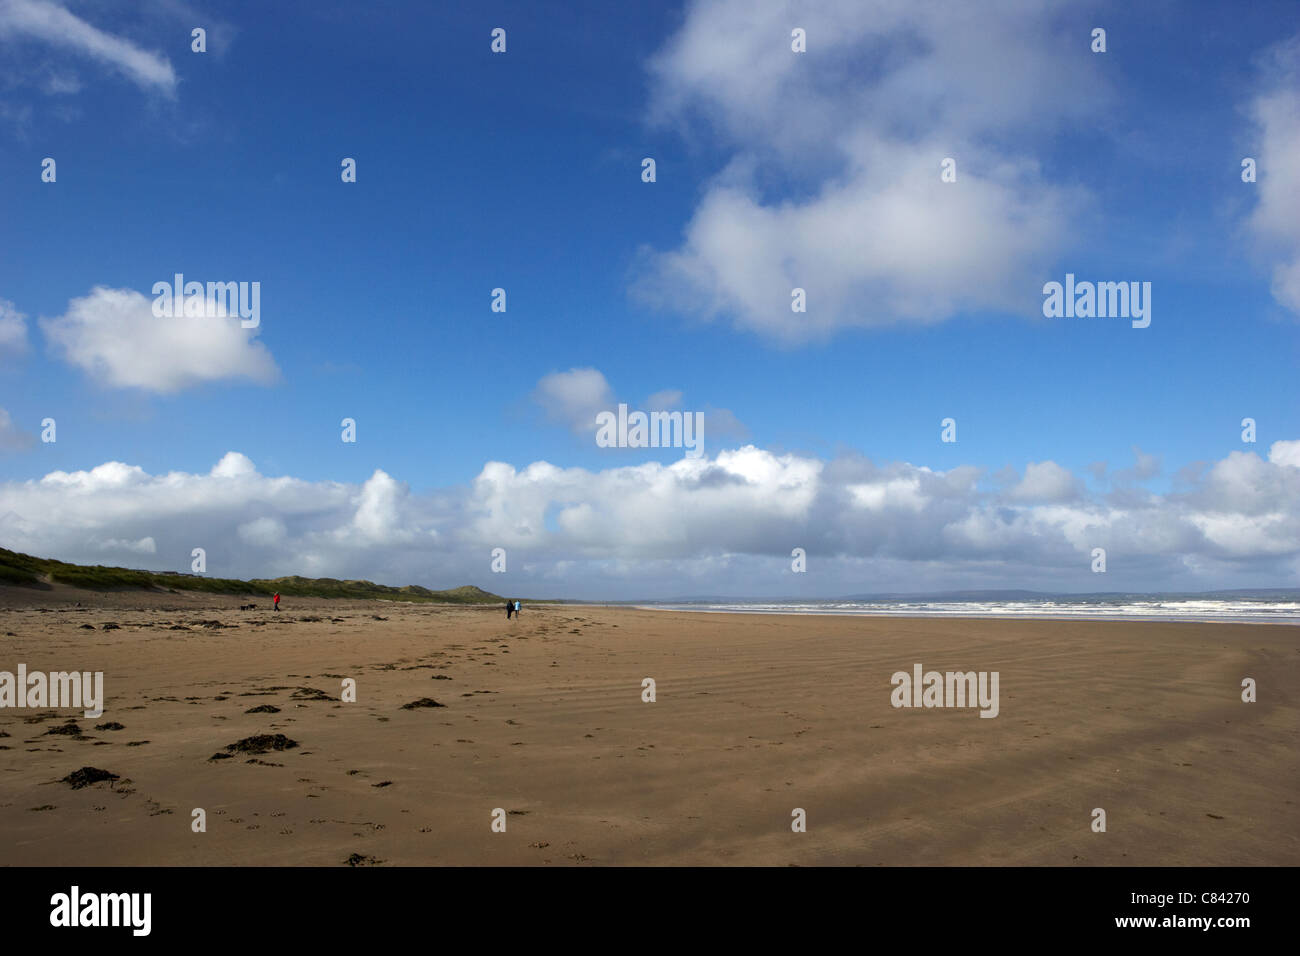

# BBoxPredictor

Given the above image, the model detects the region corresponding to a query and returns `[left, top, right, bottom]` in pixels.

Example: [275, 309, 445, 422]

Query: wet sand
[1, 586, 1296, 865]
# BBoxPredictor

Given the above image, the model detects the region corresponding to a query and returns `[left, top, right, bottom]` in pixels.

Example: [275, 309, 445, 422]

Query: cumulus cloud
[1008, 461, 1080, 502]
[343, 469, 422, 546]
[1269, 439, 1300, 469]
[1, 442, 1297, 598]
[0, 299, 28, 355]
[0, 0, 177, 95]
[1246, 35, 1300, 314]
[533, 368, 615, 433]
[637, 0, 1106, 342]
[39, 286, 278, 393]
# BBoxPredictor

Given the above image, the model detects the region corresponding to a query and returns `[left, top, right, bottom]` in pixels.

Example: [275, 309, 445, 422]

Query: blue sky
[1, 0, 1298, 597]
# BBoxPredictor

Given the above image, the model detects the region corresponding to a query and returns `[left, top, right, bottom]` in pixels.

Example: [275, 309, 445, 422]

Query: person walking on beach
[513, 600, 521, 617]
[505, 599, 513, 620]
[273, 592, 280, 612]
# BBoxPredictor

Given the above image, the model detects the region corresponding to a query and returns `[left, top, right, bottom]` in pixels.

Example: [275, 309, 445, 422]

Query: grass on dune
[0, 547, 507, 604]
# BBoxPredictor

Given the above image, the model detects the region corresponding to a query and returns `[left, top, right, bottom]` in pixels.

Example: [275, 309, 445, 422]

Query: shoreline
[632, 604, 1300, 625]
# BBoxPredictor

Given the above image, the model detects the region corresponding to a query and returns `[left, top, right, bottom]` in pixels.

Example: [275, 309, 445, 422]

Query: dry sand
[1, 585, 1296, 866]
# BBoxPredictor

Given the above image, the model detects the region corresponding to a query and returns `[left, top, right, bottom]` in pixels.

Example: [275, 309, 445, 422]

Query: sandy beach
[1, 585, 1296, 866]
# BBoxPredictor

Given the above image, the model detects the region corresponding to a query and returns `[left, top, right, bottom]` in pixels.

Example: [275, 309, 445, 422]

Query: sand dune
[1, 587, 1295, 865]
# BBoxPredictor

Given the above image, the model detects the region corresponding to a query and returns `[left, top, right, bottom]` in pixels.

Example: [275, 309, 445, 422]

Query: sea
[641, 597, 1300, 624]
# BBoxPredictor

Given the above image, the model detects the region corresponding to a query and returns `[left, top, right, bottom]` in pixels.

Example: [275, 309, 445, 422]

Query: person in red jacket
[273, 592, 280, 612]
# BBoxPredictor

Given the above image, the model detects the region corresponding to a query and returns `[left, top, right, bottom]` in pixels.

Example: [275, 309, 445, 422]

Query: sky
[0, 0, 1298, 599]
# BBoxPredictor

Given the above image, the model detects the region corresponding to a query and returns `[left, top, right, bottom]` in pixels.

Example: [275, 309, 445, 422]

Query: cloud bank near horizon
[2, 440, 1298, 598]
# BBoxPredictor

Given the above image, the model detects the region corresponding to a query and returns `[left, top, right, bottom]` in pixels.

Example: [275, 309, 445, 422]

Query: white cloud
[848, 476, 925, 513]
[532, 367, 615, 433]
[40, 286, 278, 393]
[343, 469, 417, 545]
[1, 442, 1298, 597]
[1008, 461, 1079, 502]
[211, 450, 257, 479]
[0, 0, 177, 94]
[0, 299, 28, 355]
[1269, 439, 1300, 469]
[1246, 35, 1300, 314]
[638, 0, 1107, 342]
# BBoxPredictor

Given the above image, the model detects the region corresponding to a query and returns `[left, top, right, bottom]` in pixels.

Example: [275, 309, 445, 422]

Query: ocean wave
[642, 600, 1300, 624]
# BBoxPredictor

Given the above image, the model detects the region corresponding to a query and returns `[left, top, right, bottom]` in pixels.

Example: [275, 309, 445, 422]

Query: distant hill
[0, 548, 506, 604]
